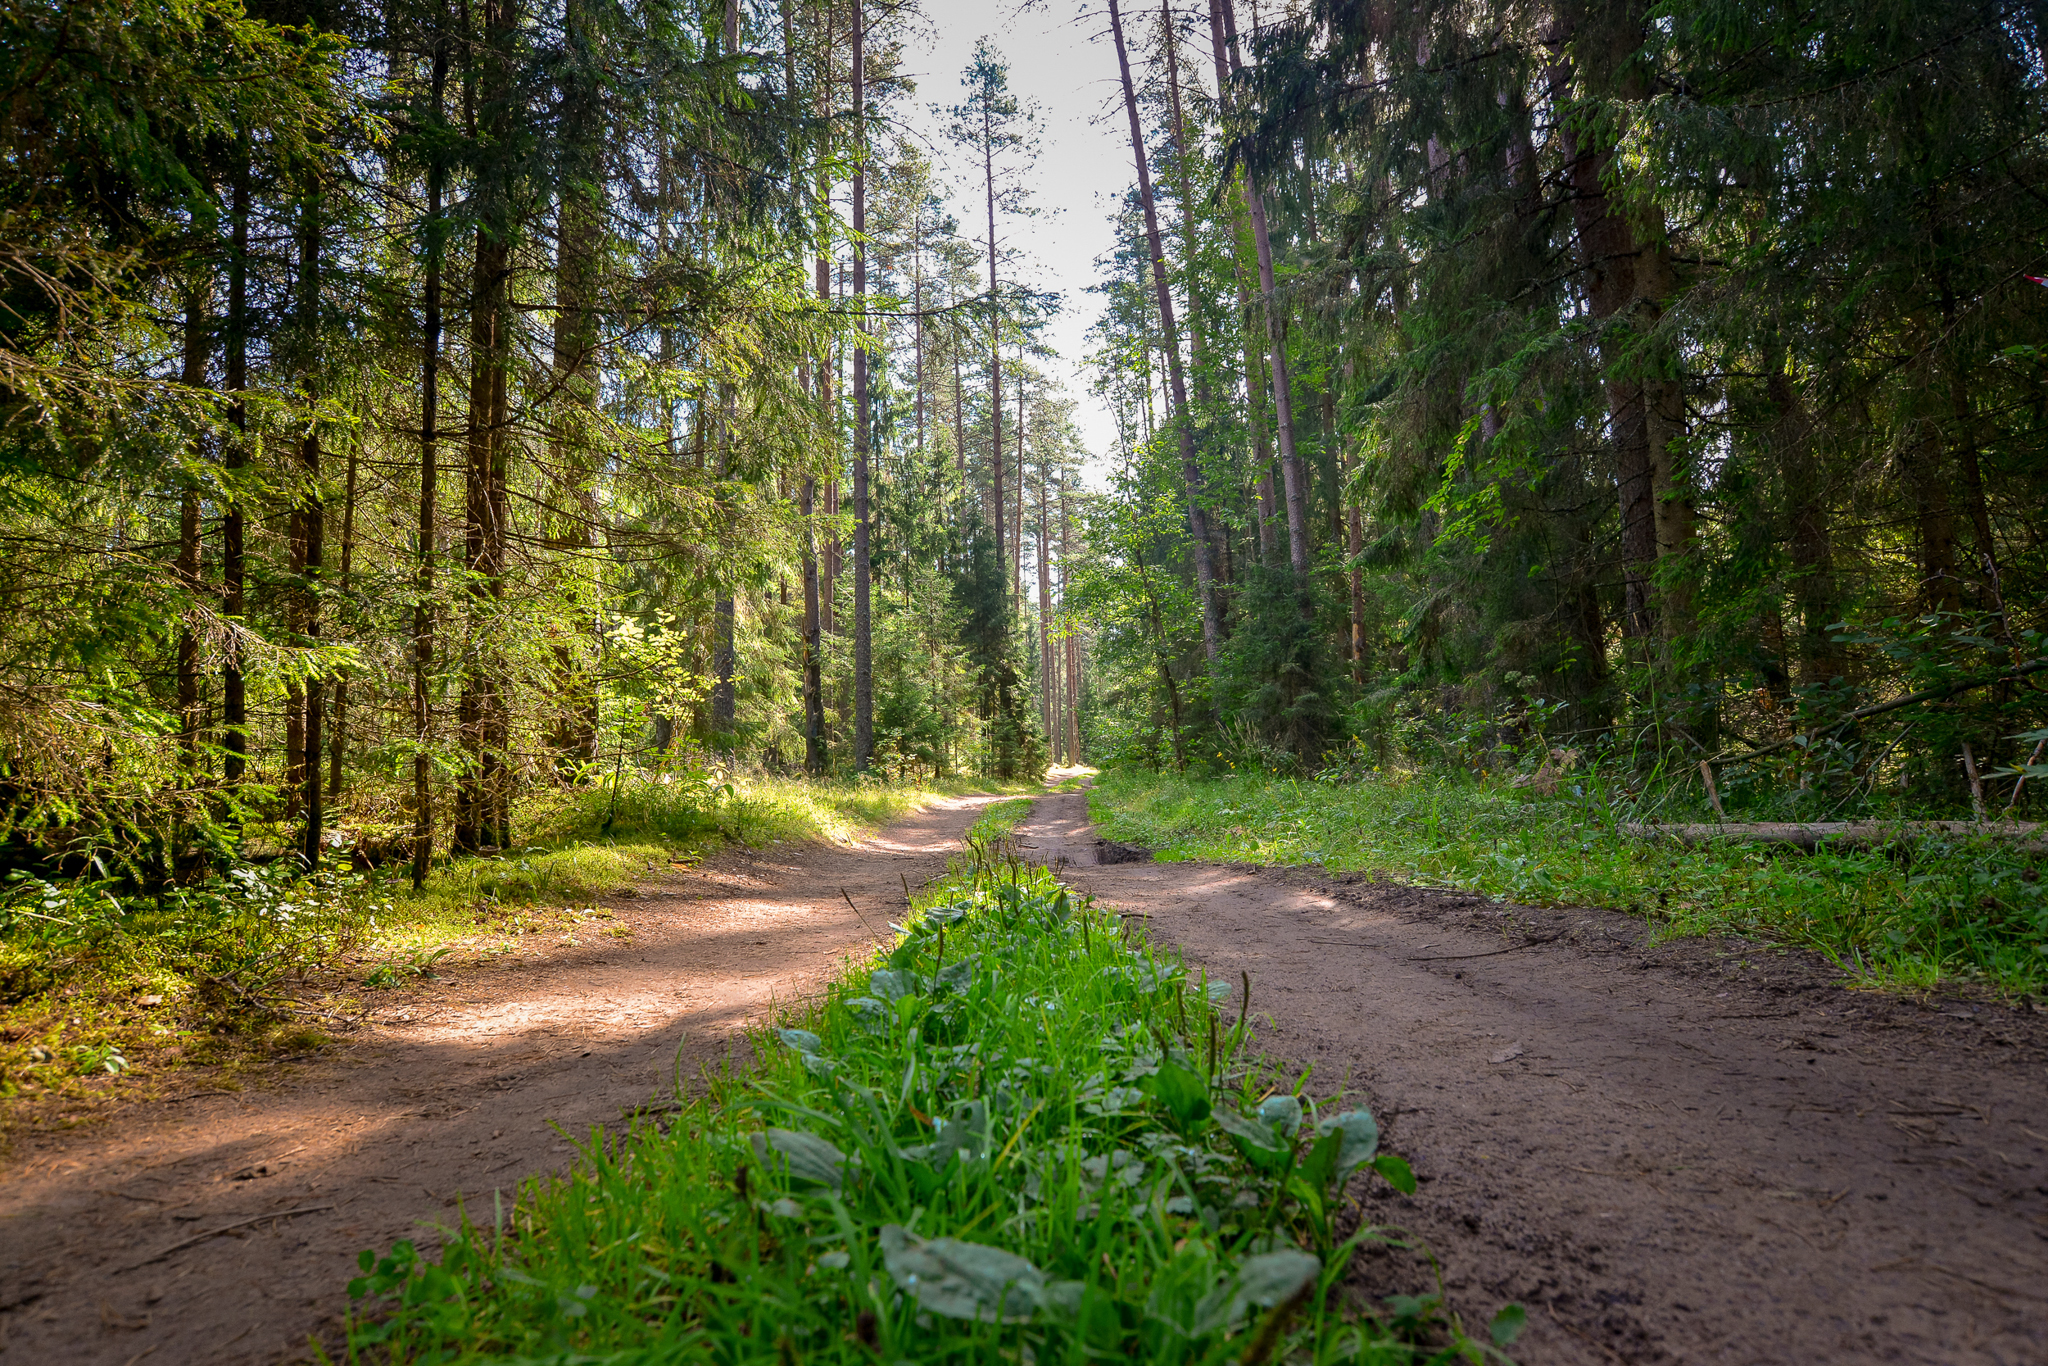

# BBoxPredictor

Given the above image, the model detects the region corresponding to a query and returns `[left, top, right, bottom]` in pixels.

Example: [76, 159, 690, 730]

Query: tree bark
[297, 185, 325, 870]
[1037, 467, 1053, 754]
[1219, 0, 1310, 590]
[457, 0, 516, 852]
[222, 147, 249, 788]
[413, 39, 447, 887]
[328, 434, 357, 800]
[550, 0, 603, 771]
[851, 0, 873, 771]
[1206, 0, 1277, 566]
[983, 100, 1006, 609]
[177, 286, 209, 778]
[1550, 7, 1694, 650]
[1109, 0, 1224, 675]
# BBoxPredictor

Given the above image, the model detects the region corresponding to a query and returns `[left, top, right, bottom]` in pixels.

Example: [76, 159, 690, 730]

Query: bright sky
[897, 0, 1146, 477]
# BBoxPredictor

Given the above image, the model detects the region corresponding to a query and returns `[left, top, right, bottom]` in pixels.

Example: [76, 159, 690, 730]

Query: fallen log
[1623, 820, 2047, 854]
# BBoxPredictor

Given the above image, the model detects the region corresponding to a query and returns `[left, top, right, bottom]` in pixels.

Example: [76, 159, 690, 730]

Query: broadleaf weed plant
[340, 807, 1520, 1364]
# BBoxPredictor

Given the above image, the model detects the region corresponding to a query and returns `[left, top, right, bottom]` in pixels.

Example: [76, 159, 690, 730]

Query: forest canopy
[2, 0, 2045, 893]
[1074, 0, 2048, 823]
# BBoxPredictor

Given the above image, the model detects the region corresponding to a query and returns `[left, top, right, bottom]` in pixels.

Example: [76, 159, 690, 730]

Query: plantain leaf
[766, 1128, 846, 1190]
[1145, 1058, 1212, 1130]
[867, 969, 914, 1001]
[1313, 1107, 1379, 1173]
[1371, 1152, 1416, 1193]
[778, 1028, 822, 1055]
[935, 954, 978, 993]
[1234, 1248, 1321, 1309]
[879, 1225, 1044, 1322]
[1257, 1094, 1302, 1136]
[1215, 1105, 1291, 1173]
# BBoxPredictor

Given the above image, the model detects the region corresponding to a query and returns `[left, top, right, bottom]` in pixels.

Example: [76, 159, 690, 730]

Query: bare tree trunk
[458, 0, 516, 852]
[1013, 367, 1026, 597]
[1549, 13, 1694, 651]
[851, 0, 873, 771]
[550, 0, 603, 771]
[983, 103, 1006, 608]
[328, 438, 357, 800]
[177, 286, 209, 778]
[1109, 0, 1223, 677]
[1062, 490, 1080, 761]
[297, 185, 325, 869]
[222, 147, 249, 788]
[1037, 468, 1053, 755]
[1218, 0, 1309, 589]
[413, 40, 447, 887]
[1207, 0, 1277, 565]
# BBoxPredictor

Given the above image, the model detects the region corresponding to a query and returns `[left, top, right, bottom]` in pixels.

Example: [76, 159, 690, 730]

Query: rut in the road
[0, 795, 997, 1366]
[1019, 787, 2048, 1366]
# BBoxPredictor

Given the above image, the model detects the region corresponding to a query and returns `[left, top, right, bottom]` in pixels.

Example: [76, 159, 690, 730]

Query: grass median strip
[341, 803, 1522, 1364]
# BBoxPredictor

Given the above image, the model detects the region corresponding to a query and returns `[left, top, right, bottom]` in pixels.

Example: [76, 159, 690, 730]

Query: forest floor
[1024, 786, 2048, 1366]
[0, 794, 1002, 1366]
[8, 784, 2048, 1366]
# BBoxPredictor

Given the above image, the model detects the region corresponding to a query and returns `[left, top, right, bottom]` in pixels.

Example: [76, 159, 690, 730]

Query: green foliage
[1091, 766, 2048, 996]
[343, 855, 1514, 1363]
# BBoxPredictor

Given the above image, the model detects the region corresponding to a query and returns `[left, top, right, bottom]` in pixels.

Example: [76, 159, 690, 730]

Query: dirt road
[0, 795, 995, 1366]
[1020, 788, 2048, 1366]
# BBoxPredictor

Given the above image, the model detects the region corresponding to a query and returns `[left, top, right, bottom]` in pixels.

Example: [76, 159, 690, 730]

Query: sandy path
[0, 794, 995, 1365]
[1020, 788, 2048, 1365]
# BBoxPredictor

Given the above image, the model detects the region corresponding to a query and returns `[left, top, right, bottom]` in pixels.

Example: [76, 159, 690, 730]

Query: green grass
[1088, 766, 2048, 997]
[0, 773, 1025, 1131]
[339, 804, 1522, 1364]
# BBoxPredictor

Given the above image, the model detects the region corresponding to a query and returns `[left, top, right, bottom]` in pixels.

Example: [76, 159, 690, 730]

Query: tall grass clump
[342, 851, 1524, 1362]
[1089, 766, 2048, 997]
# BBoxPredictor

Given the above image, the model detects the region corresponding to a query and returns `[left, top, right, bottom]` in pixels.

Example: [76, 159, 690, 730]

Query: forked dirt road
[9, 787, 2048, 1365]
[0, 795, 1000, 1366]
[1020, 789, 2048, 1365]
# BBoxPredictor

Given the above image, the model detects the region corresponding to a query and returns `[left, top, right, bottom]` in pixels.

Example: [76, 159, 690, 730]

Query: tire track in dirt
[1019, 787, 2048, 1365]
[0, 795, 997, 1365]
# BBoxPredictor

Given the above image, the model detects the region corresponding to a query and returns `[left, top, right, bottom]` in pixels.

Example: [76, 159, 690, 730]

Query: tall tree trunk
[1109, 0, 1223, 677]
[413, 40, 447, 887]
[851, 0, 873, 771]
[1219, 0, 1309, 589]
[328, 436, 357, 800]
[1037, 468, 1053, 755]
[1062, 490, 1080, 761]
[951, 329, 966, 485]
[1012, 367, 1025, 597]
[458, 0, 516, 852]
[983, 102, 1006, 609]
[222, 147, 249, 788]
[177, 286, 209, 778]
[1767, 367, 1843, 687]
[1206, 0, 1278, 566]
[785, 0, 826, 774]
[1162, 0, 1229, 597]
[1550, 8, 1694, 651]
[297, 185, 325, 869]
[551, 0, 603, 771]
